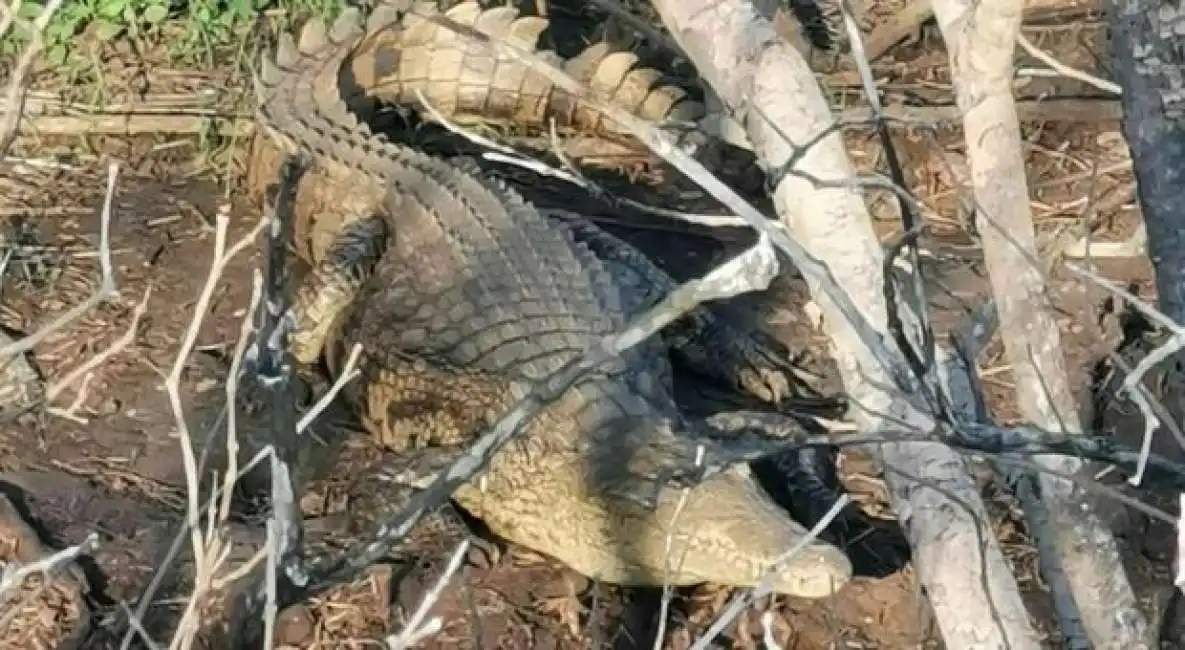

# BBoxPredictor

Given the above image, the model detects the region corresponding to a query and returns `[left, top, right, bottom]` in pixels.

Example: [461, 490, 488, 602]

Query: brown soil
[0, 1, 1179, 649]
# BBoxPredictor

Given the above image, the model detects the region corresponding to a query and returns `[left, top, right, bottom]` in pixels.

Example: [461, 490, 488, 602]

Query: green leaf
[141, 4, 168, 23]
[95, 0, 126, 19]
[17, 2, 42, 20]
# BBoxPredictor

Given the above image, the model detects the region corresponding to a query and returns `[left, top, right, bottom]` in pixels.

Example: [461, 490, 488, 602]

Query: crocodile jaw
[453, 464, 853, 599]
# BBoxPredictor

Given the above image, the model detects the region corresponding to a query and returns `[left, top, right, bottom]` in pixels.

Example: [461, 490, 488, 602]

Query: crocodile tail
[255, 5, 377, 154]
[556, 41, 705, 131]
[255, 7, 406, 270]
[350, 1, 704, 138]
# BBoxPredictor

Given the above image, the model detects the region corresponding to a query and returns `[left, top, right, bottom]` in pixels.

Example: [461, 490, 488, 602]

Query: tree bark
[1107, 1, 1185, 324]
[930, 0, 1150, 645]
[650, 1, 1043, 646]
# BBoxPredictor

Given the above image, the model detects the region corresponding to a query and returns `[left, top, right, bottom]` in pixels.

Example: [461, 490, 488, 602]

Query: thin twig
[0, 533, 98, 596]
[688, 496, 850, 650]
[293, 343, 362, 433]
[220, 269, 265, 522]
[1016, 33, 1121, 95]
[262, 519, 279, 650]
[45, 284, 153, 405]
[652, 446, 704, 650]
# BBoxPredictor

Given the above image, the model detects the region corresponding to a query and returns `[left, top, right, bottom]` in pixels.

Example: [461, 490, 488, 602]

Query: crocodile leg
[290, 215, 390, 365]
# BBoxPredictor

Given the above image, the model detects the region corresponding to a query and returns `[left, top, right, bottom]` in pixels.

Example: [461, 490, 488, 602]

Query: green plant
[4, 0, 344, 67]
[10, 0, 172, 65]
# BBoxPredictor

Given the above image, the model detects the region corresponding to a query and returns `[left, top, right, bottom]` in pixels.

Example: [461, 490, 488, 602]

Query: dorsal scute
[297, 17, 328, 55]
[613, 67, 663, 112]
[639, 85, 690, 122]
[505, 15, 548, 49]
[589, 51, 640, 98]
[259, 56, 282, 87]
[473, 6, 520, 38]
[444, 1, 483, 26]
[563, 42, 612, 85]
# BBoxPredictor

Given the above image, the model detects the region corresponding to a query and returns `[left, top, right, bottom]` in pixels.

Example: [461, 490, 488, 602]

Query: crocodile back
[255, 7, 679, 430]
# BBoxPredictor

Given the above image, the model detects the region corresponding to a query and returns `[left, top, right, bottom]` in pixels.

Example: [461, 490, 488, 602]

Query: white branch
[649, 1, 1041, 646]
[931, 0, 1150, 644]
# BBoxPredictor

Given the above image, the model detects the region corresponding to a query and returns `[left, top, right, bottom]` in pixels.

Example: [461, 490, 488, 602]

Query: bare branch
[1016, 33, 1121, 95]
[0, 533, 97, 596]
[930, 0, 1149, 642]
[385, 539, 470, 650]
[45, 284, 153, 416]
[689, 495, 850, 650]
[293, 342, 362, 434]
[648, 0, 1040, 646]
[0, 0, 63, 158]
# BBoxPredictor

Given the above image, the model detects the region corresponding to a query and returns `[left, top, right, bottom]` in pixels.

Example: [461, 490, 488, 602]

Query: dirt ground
[0, 0, 1181, 648]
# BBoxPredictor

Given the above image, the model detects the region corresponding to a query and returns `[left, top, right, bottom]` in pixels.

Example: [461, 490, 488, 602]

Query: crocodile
[253, 7, 855, 597]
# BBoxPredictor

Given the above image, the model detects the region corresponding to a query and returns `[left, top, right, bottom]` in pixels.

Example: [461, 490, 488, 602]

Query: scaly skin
[254, 8, 852, 597]
[343, 0, 838, 140]
[277, 0, 712, 266]
[344, 1, 706, 143]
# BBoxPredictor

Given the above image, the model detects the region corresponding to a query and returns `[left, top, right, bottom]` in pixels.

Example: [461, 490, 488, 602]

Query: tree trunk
[930, 0, 1151, 646]
[649, 0, 1043, 646]
[1107, 1, 1185, 324]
